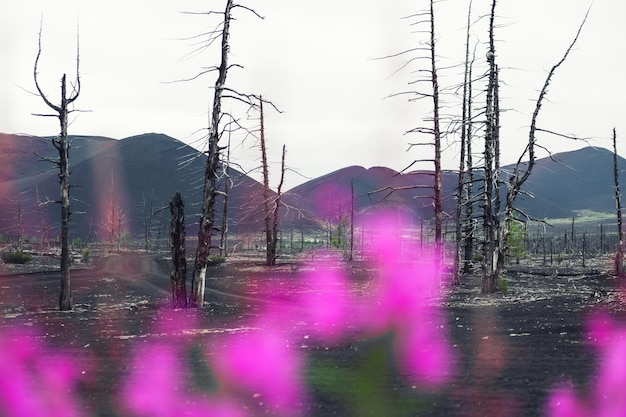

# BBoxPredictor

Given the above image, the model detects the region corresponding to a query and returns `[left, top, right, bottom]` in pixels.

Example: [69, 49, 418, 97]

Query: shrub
[556, 253, 564, 264]
[207, 256, 226, 266]
[82, 247, 91, 263]
[1, 251, 33, 264]
[500, 277, 509, 296]
[472, 253, 484, 263]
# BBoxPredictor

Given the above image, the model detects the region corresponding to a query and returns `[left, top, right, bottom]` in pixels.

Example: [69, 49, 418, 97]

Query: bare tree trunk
[33, 24, 80, 311]
[454, 0, 474, 285]
[481, 0, 499, 294]
[493, 9, 589, 289]
[220, 135, 231, 257]
[349, 178, 355, 261]
[259, 97, 274, 266]
[429, 0, 443, 258]
[170, 192, 187, 308]
[463, 55, 476, 274]
[269, 145, 287, 266]
[613, 128, 624, 275]
[190, 0, 233, 308]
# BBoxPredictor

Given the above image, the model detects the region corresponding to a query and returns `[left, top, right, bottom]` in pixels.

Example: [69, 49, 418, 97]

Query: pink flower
[119, 341, 248, 417]
[119, 343, 182, 417]
[547, 312, 626, 417]
[0, 328, 84, 417]
[363, 214, 455, 387]
[547, 384, 588, 417]
[395, 313, 455, 387]
[289, 263, 353, 342]
[211, 324, 306, 416]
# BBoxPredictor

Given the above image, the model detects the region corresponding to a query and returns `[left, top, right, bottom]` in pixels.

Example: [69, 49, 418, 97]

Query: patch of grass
[545, 210, 616, 231]
[472, 253, 484, 263]
[500, 277, 509, 296]
[207, 256, 226, 266]
[1, 251, 33, 264]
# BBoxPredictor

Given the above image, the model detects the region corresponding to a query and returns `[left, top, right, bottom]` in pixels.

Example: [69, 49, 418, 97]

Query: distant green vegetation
[208, 255, 226, 266]
[1, 250, 32, 264]
[545, 210, 616, 228]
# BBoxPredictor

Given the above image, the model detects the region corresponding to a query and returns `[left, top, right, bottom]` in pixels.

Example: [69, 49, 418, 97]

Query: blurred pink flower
[547, 385, 588, 417]
[364, 214, 455, 387]
[547, 312, 626, 417]
[211, 324, 306, 416]
[0, 328, 84, 417]
[120, 341, 247, 417]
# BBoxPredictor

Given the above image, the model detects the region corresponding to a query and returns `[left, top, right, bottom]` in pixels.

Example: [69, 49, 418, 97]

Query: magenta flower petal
[119, 343, 183, 417]
[0, 328, 84, 417]
[547, 385, 587, 417]
[212, 326, 305, 416]
[300, 268, 351, 341]
[396, 316, 455, 387]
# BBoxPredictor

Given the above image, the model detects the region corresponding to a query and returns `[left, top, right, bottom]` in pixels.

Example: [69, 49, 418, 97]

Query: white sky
[1, 0, 624, 190]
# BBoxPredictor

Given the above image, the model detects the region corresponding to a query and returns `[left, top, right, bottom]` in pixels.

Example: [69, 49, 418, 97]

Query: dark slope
[286, 146, 626, 225]
[0, 133, 266, 241]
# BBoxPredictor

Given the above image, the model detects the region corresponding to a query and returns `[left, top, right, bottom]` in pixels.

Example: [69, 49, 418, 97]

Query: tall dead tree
[188, 0, 263, 307]
[481, 0, 500, 293]
[463, 56, 476, 275]
[429, 0, 444, 257]
[33, 22, 80, 311]
[613, 128, 624, 275]
[189, 0, 234, 307]
[219, 133, 232, 257]
[371, 0, 444, 258]
[260, 97, 273, 265]
[169, 192, 187, 308]
[454, 0, 474, 285]
[490, 9, 589, 291]
[270, 145, 287, 266]
[349, 178, 355, 261]
[259, 96, 286, 266]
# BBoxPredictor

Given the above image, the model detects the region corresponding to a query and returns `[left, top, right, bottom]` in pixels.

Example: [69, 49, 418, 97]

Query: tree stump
[170, 192, 187, 308]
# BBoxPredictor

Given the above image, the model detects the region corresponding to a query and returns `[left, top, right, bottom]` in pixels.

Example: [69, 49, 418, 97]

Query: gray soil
[0, 251, 622, 417]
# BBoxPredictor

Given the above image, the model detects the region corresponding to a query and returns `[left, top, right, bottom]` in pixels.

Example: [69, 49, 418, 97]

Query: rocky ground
[0, 250, 623, 417]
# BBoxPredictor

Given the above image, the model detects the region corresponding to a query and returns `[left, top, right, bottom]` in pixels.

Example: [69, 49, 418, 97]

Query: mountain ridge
[0, 132, 622, 245]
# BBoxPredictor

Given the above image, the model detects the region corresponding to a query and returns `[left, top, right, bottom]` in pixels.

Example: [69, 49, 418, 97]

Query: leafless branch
[535, 128, 591, 144]
[163, 67, 220, 83]
[233, 4, 265, 19]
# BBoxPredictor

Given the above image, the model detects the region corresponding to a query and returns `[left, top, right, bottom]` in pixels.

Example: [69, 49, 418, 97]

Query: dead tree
[428, 0, 444, 257]
[260, 97, 273, 265]
[220, 135, 232, 257]
[613, 128, 624, 275]
[463, 48, 477, 275]
[189, 0, 235, 307]
[454, 0, 475, 284]
[370, 0, 444, 258]
[490, 10, 589, 291]
[481, 0, 500, 293]
[258, 96, 287, 266]
[33, 22, 80, 311]
[269, 145, 287, 266]
[349, 178, 355, 261]
[169, 192, 187, 308]
[188, 0, 263, 307]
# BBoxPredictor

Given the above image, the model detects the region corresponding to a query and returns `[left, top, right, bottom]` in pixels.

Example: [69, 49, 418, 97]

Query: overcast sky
[2, 0, 624, 190]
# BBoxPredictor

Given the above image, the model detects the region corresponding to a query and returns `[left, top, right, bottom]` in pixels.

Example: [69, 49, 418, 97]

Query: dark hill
[0, 133, 266, 244]
[513, 146, 623, 218]
[285, 146, 626, 227]
[1, 131, 622, 246]
[282, 165, 459, 227]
